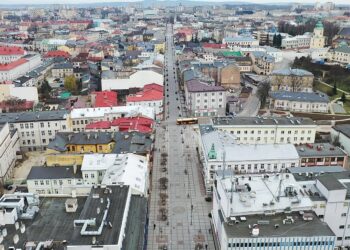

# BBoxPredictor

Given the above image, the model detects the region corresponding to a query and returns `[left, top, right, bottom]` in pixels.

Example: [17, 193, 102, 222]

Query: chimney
[73, 163, 77, 174]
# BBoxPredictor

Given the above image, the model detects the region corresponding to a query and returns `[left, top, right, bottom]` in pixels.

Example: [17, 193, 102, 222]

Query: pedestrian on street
[153, 224, 156, 230]
[205, 244, 208, 249]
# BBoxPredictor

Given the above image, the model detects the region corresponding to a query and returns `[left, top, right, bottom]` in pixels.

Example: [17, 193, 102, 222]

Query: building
[1, 186, 148, 250]
[270, 68, 314, 93]
[51, 62, 74, 78]
[0, 54, 41, 82]
[126, 83, 163, 118]
[250, 51, 275, 75]
[212, 116, 317, 145]
[212, 172, 336, 250]
[310, 21, 325, 49]
[184, 80, 226, 117]
[270, 91, 329, 113]
[86, 116, 154, 133]
[0, 83, 39, 103]
[69, 106, 155, 132]
[46, 131, 153, 166]
[290, 168, 350, 247]
[281, 34, 311, 49]
[101, 69, 163, 92]
[26, 166, 89, 196]
[331, 43, 350, 65]
[91, 91, 118, 108]
[0, 46, 26, 64]
[0, 123, 20, 182]
[199, 125, 300, 193]
[295, 143, 348, 168]
[81, 153, 148, 195]
[331, 124, 350, 156]
[222, 36, 259, 49]
[0, 110, 70, 151]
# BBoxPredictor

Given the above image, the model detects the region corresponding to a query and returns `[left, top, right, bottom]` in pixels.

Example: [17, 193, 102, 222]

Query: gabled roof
[93, 91, 118, 108]
[0, 58, 27, 71]
[0, 46, 25, 56]
[126, 83, 163, 102]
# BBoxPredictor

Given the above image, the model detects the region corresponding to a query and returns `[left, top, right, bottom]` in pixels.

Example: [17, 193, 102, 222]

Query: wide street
[147, 24, 215, 250]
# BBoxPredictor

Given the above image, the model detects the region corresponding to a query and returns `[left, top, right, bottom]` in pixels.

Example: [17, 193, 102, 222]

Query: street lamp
[190, 204, 193, 225]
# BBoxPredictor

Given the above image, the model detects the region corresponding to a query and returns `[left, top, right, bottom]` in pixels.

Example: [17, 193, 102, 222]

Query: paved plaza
[147, 24, 215, 250]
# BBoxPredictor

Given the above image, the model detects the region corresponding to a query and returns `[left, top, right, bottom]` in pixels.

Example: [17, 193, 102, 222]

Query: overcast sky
[1, 0, 350, 5]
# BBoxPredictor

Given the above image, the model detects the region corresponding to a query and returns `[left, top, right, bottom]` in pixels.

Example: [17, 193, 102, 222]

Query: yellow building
[57, 45, 74, 55]
[154, 42, 165, 53]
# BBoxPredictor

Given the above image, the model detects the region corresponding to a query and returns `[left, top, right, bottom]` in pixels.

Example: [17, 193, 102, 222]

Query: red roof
[93, 91, 118, 108]
[0, 58, 27, 71]
[86, 121, 111, 130]
[44, 50, 70, 59]
[126, 83, 163, 102]
[86, 116, 153, 133]
[0, 46, 25, 56]
[202, 43, 227, 49]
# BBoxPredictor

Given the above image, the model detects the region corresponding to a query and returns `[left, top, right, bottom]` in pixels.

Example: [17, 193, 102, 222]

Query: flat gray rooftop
[296, 143, 346, 158]
[0, 110, 68, 124]
[212, 116, 315, 126]
[223, 212, 334, 238]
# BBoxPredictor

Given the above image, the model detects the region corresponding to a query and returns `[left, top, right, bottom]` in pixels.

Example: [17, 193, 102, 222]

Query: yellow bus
[176, 118, 198, 125]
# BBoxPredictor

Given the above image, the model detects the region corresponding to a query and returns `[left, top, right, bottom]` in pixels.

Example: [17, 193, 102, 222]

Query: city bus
[176, 118, 198, 125]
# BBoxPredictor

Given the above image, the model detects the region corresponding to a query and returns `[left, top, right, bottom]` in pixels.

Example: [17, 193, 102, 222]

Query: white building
[0, 110, 70, 151]
[26, 166, 90, 197]
[270, 91, 329, 113]
[184, 80, 226, 117]
[0, 123, 20, 182]
[69, 106, 155, 132]
[126, 83, 163, 118]
[0, 83, 39, 103]
[81, 153, 148, 196]
[213, 172, 336, 250]
[222, 36, 259, 49]
[282, 34, 311, 49]
[199, 125, 300, 193]
[239, 46, 283, 62]
[331, 124, 350, 156]
[0, 46, 26, 64]
[0, 54, 41, 82]
[101, 69, 163, 91]
[212, 116, 317, 145]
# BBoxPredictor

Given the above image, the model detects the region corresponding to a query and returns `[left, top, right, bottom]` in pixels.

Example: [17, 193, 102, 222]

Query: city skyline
[1, 0, 350, 5]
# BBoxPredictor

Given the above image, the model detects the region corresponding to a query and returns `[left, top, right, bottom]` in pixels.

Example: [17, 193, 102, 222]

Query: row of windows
[22, 138, 52, 145]
[227, 130, 312, 135]
[196, 92, 223, 97]
[197, 98, 223, 103]
[235, 137, 311, 142]
[19, 122, 65, 130]
[34, 179, 69, 185]
[228, 240, 332, 248]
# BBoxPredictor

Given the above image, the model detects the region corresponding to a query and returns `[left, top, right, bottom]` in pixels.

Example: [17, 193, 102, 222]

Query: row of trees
[272, 34, 282, 48]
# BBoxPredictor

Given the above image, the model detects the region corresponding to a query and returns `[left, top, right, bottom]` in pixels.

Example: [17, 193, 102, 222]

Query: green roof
[315, 21, 324, 29]
[221, 51, 243, 57]
[59, 91, 71, 99]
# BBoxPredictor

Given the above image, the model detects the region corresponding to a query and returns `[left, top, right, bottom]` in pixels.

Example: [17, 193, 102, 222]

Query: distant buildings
[270, 68, 314, 93]
[222, 36, 259, 49]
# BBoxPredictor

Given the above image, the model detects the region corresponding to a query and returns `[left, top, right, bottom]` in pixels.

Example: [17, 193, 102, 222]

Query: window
[62, 125, 66, 130]
[68, 180, 72, 185]
[45, 180, 49, 185]
[260, 164, 264, 169]
[98, 145, 103, 151]
[59, 180, 63, 185]
[25, 124, 29, 129]
[84, 174, 89, 179]
[341, 213, 347, 217]
[337, 237, 343, 241]
[41, 131, 45, 136]
[40, 180, 44, 185]
[34, 181, 38, 186]
[40, 122, 44, 128]
[91, 173, 95, 178]
[42, 139, 46, 144]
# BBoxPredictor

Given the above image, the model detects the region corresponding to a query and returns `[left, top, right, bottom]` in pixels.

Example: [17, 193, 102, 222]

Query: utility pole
[191, 204, 193, 225]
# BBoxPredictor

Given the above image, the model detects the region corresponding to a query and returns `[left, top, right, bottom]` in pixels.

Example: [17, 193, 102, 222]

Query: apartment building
[295, 143, 348, 168]
[222, 36, 259, 49]
[0, 123, 20, 182]
[281, 34, 311, 49]
[250, 51, 275, 75]
[51, 62, 74, 78]
[270, 68, 314, 93]
[212, 116, 317, 145]
[270, 91, 329, 113]
[0, 46, 26, 64]
[69, 106, 155, 132]
[126, 83, 163, 118]
[0, 54, 41, 81]
[199, 125, 300, 193]
[213, 171, 336, 250]
[331, 44, 350, 65]
[0, 110, 70, 151]
[184, 80, 226, 117]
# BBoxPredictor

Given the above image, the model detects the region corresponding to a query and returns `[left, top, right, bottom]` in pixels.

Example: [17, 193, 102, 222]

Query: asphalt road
[147, 24, 215, 250]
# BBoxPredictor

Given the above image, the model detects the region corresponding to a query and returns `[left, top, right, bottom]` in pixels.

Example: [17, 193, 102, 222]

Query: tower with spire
[310, 20, 325, 49]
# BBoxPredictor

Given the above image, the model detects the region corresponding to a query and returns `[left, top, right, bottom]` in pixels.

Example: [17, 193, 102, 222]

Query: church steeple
[208, 143, 217, 159]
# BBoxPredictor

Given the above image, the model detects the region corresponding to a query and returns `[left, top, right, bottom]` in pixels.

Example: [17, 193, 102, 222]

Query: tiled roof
[271, 68, 313, 77]
[93, 91, 118, 108]
[0, 58, 27, 71]
[186, 79, 225, 93]
[0, 46, 25, 56]
[44, 50, 70, 58]
[126, 83, 163, 102]
[270, 91, 329, 103]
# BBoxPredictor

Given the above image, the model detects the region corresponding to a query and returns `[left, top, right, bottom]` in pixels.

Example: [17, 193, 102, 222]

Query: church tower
[310, 20, 325, 49]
